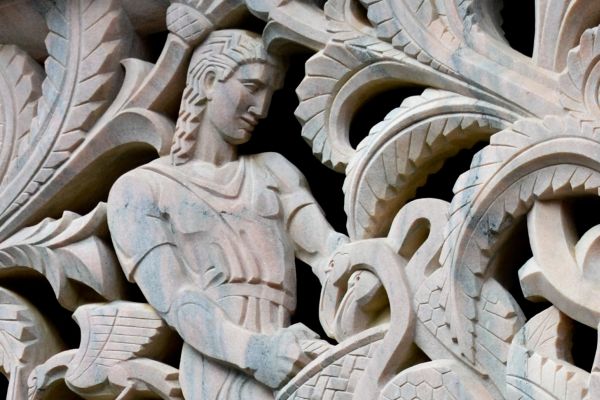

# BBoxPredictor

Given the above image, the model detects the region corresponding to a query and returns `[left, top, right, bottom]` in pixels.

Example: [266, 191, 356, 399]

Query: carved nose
[249, 92, 271, 119]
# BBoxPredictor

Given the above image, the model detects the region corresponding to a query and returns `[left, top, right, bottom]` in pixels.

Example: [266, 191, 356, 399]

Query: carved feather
[0, 288, 63, 400]
[295, 37, 406, 172]
[65, 302, 170, 392]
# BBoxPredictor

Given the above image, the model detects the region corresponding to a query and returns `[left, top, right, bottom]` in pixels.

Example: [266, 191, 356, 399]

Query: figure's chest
[155, 169, 295, 290]
[158, 168, 283, 235]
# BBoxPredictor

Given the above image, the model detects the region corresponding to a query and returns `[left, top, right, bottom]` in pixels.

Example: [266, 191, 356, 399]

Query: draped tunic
[109, 152, 319, 398]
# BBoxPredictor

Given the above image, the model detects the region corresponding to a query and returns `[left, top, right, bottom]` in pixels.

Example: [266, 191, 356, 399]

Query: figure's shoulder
[109, 157, 171, 200]
[251, 152, 307, 187]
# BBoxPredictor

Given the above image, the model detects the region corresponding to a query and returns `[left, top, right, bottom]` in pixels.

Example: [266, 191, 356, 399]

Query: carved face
[204, 62, 278, 145]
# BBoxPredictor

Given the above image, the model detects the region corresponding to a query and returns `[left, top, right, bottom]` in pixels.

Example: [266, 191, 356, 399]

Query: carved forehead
[188, 29, 284, 87]
[233, 63, 281, 87]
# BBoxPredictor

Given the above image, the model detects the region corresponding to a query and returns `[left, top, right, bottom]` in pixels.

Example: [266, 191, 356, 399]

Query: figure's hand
[248, 323, 325, 389]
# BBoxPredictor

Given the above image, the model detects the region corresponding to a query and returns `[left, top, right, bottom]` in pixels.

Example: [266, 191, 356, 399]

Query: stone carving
[0, 288, 62, 400]
[107, 29, 345, 398]
[28, 301, 181, 400]
[0, 0, 599, 399]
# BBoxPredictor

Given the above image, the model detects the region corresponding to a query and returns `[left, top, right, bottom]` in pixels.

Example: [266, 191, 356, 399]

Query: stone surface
[0, 0, 596, 399]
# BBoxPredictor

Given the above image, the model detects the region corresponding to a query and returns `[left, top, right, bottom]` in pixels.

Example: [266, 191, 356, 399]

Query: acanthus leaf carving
[0, 45, 43, 187]
[344, 88, 518, 239]
[0, 203, 126, 311]
[0, 0, 137, 240]
[534, 0, 600, 72]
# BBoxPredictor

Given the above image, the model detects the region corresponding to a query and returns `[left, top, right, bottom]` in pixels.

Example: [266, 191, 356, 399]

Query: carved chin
[227, 129, 252, 145]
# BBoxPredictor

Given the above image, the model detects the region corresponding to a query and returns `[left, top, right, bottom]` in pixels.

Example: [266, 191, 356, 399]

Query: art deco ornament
[0, 0, 598, 399]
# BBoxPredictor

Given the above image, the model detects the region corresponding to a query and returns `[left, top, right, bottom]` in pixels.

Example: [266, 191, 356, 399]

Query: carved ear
[203, 71, 216, 101]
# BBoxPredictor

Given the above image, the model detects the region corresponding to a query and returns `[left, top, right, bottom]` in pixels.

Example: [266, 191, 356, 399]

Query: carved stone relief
[0, 0, 599, 399]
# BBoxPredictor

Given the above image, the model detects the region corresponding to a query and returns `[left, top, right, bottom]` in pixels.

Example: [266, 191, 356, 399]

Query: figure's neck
[191, 119, 238, 166]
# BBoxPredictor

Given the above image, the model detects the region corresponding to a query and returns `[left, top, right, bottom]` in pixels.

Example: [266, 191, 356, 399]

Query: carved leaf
[0, 287, 63, 400]
[0, 203, 127, 310]
[65, 302, 171, 393]
[506, 307, 588, 400]
[559, 26, 600, 118]
[534, 0, 600, 71]
[295, 36, 405, 171]
[343, 89, 516, 239]
[360, 0, 460, 68]
[441, 115, 600, 370]
[0, 45, 43, 185]
[0, 0, 133, 236]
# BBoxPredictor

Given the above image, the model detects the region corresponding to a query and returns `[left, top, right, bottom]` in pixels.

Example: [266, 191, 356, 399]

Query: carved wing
[65, 302, 170, 392]
[0, 288, 63, 400]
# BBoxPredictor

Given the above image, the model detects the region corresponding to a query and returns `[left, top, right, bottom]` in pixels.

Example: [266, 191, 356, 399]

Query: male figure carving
[107, 30, 347, 398]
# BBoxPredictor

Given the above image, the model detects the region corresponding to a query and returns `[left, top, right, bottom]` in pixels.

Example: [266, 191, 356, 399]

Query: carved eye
[243, 82, 260, 93]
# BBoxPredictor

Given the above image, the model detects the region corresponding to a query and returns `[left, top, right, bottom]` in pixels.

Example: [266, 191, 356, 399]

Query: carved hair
[170, 29, 284, 165]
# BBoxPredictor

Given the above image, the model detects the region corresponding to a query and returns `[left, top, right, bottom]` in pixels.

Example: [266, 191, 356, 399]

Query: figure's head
[171, 29, 284, 165]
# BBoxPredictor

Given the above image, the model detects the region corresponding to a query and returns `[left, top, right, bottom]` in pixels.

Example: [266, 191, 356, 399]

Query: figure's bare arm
[288, 203, 349, 284]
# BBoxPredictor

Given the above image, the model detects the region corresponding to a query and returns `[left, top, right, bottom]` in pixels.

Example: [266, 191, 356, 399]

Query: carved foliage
[344, 89, 516, 239]
[0, 45, 43, 185]
[0, 203, 126, 311]
[0, 0, 135, 239]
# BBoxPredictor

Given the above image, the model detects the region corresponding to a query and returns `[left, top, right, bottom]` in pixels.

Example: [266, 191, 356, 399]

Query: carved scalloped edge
[343, 89, 517, 239]
[441, 115, 600, 366]
[359, 0, 459, 72]
[295, 35, 405, 171]
[559, 26, 600, 118]
[0, 45, 43, 185]
[0, 0, 133, 228]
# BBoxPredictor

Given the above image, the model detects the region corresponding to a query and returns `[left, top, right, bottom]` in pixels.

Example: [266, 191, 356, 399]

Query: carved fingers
[249, 323, 325, 389]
